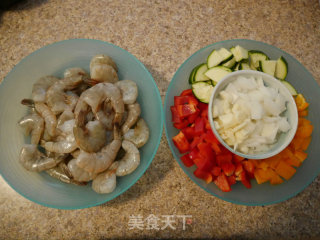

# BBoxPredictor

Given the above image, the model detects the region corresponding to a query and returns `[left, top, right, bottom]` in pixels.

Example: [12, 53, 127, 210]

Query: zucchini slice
[188, 65, 199, 84]
[249, 50, 269, 69]
[204, 66, 232, 84]
[207, 48, 233, 68]
[230, 45, 249, 62]
[281, 80, 297, 96]
[222, 57, 237, 69]
[239, 62, 251, 70]
[234, 62, 240, 71]
[192, 81, 214, 103]
[275, 56, 288, 80]
[259, 60, 277, 77]
[194, 63, 210, 82]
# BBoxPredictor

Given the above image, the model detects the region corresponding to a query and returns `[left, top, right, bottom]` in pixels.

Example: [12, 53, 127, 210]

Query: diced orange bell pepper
[298, 117, 311, 126]
[269, 170, 284, 185]
[298, 109, 308, 117]
[284, 156, 301, 168]
[295, 94, 309, 111]
[254, 169, 270, 184]
[275, 161, 296, 180]
[294, 150, 308, 162]
[301, 136, 312, 151]
[257, 160, 269, 170]
[264, 155, 281, 170]
[296, 124, 313, 138]
[289, 136, 304, 151]
[248, 159, 260, 168]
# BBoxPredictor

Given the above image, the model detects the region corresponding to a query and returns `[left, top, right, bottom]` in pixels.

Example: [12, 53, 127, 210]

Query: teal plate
[0, 39, 163, 209]
[164, 39, 320, 206]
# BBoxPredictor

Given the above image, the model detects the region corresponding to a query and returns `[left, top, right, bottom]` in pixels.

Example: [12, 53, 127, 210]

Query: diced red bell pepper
[235, 163, 244, 177]
[187, 108, 200, 123]
[239, 171, 252, 189]
[242, 160, 255, 179]
[227, 175, 237, 185]
[194, 117, 205, 135]
[201, 107, 208, 118]
[204, 118, 211, 130]
[180, 89, 193, 96]
[204, 130, 219, 144]
[190, 136, 203, 150]
[172, 131, 190, 154]
[194, 157, 214, 172]
[176, 104, 197, 118]
[180, 153, 194, 167]
[198, 102, 208, 111]
[173, 120, 189, 129]
[221, 162, 235, 176]
[181, 126, 196, 141]
[214, 173, 231, 192]
[194, 168, 212, 184]
[216, 153, 233, 166]
[174, 96, 190, 106]
[233, 154, 245, 163]
[198, 142, 215, 164]
[187, 95, 199, 106]
[189, 148, 199, 161]
[171, 106, 181, 123]
[211, 166, 222, 177]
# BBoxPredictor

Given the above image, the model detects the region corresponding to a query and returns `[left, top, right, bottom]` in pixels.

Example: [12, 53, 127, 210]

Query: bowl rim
[0, 38, 164, 209]
[164, 38, 319, 206]
[208, 70, 298, 160]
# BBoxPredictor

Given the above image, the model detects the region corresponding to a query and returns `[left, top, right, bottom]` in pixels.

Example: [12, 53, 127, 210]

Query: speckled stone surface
[0, 0, 320, 239]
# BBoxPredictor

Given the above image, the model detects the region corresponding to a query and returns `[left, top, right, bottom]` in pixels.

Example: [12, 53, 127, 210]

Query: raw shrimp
[75, 127, 122, 174]
[121, 103, 141, 134]
[115, 80, 138, 104]
[67, 158, 97, 182]
[18, 112, 44, 145]
[74, 82, 124, 124]
[92, 162, 119, 194]
[123, 118, 149, 148]
[65, 91, 79, 111]
[57, 109, 74, 127]
[46, 75, 84, 115]
[64, 67, 88, 78]
[46, 162, 85, 185]
[34, 102, 57, 137]
[32, 76, 59, 103]
[116, 140, 140, 176]
[19, 144, 63, 172]
[70, 149, 80, 159]
[90, 54, 118, 72]
[95, 101, 114, 130]
[90, 64, 118, 84]
[73, 111, 107, 153]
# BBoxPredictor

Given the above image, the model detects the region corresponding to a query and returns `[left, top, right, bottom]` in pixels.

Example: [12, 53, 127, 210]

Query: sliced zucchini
[249, 50, 269, 70]
[207, 48, 233, 68]
[234, 62, 240, 71]
[239, 62, 251, 70]
[188, 65, 198, 84]
[204, 66, 232, 84]
[281, 80, 297, 96]
[259, 60, 277, 77]
[222, 57, 236, 69]
[194, 63, 210, 82]
[192, 81, 214, 103]
[275, 56, 288, 80]
[230, 45, 249, 62]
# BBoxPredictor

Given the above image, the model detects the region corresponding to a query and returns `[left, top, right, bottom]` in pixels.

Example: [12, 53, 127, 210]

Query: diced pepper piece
[194, 158, 214, 172]
[180, 89, 193, 96]
[294, 150, 308, 162]
[198, 142, 215, 164]
[290, 136, 304, 151]
[269, 171, 284, 185]
[190, 136, 203, 149]
[187, 95, 199, 106]
[214, 173, 231, 192]
[189, 148, 199, 161]
[295, 94, 309, 111]
[180, 154, 194, 167]
[275, 161, 296, 180]
[172, 131, 190, 154]
[198, 102, 208, 111]
[187, 109, 200, 123]
[257, 160, 269, 170]
[194, 117, 205, 135]
[298, 117, 311, 126]
[263, 155, 281, 170]
[296, 124, 313, 138]
[210, 142, 221, 154]
[201, 107, 208, 118]
[301, 136, 311, 151]
[298, 109, 308, 117]
[227, 175, 237, 185]
[233, 154, 245, 163]
[173, 120, 189, 129]
[235, 163, 244, 176]
[194, 168, 212, 184]
[204, 130, 219, 145]
[204, 118, 211, 130]
[254, 169, 270, 184]
[171, 106, 181, 123]
[221, 162, 235, 176]
[242, 160, 255, 178]
[248, 159, 260, 168]
[176, 104, 197, 118]
[174, 96, 190, 106]
[239, 171, 251, 189]
[284, 156, 301, 168]
[216, 153, 233, 166]
[211, 166, 222, 177]
[181, 126, 196, 141]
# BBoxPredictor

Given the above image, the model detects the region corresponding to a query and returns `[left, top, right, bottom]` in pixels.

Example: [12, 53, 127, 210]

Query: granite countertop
[1, 0, 320, 239]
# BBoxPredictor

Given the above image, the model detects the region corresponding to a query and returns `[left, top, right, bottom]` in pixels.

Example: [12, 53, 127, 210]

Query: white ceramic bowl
[208, 70, 298, 159]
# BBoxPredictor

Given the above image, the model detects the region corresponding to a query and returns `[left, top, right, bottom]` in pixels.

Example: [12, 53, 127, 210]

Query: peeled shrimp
[64, 67, 88, 78]
[34, 102, 57, 137]
[32, 76, 59, 103]
[19, 144, 63, 172]
[75, 127, 121, 174]
[92, 161, 119, 194]
[74, 82, 124, 124]
[67, 158, 97, 182]
[123, 118, 149, 148]
[90, 54, 118, 84]
[95, 101, 114, 130]
[121, 103, 141, 134]
[90, 54, 118, 72]
[46, 162, 85, 185]
[116, 140, 140, 176]
[18, 113, 44, 145]
[115, 80, 138, 104]
[46, 75, 83, 115]
[57, 109, 74, 127]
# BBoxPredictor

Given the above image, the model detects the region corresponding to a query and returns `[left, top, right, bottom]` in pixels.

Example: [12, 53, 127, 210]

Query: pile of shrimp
[18, 54, 150, 194]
